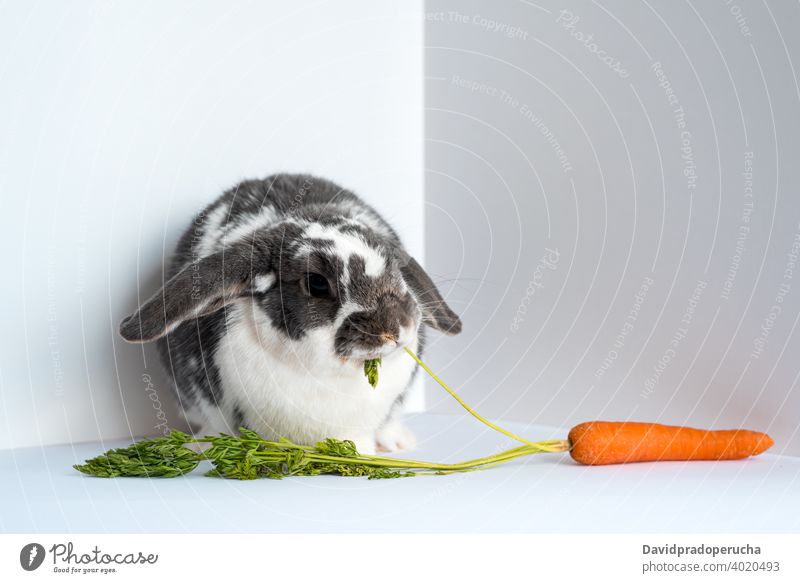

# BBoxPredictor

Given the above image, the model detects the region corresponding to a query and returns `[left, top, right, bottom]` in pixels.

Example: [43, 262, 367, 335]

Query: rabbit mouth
[338, 352, 385, 365]
[334, 325, 416, 364]
[337, 345, 398, 365]
[336, 355, 382, 370]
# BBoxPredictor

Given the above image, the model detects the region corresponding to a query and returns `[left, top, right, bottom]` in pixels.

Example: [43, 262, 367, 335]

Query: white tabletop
[2, 413, 798, 533]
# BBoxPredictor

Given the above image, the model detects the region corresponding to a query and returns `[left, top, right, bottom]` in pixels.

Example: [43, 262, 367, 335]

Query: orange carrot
[568, 421, 773, 465]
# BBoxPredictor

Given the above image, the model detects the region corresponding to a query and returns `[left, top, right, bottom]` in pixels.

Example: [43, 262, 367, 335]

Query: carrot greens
[364, 358, 381, 389]
[74, 428, 567, 480]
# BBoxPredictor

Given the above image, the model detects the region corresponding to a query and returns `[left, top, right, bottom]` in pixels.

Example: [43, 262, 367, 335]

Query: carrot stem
[404, 346, 569, 453]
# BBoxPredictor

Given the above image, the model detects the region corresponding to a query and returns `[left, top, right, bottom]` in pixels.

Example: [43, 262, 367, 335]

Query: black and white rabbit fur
[120, 174, 461, 454]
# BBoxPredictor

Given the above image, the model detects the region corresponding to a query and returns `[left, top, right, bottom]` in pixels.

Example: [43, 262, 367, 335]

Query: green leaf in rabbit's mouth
[363, 358, 382, 389]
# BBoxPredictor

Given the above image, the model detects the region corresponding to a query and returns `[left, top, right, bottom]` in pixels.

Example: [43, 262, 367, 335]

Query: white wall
[425, 0, 800, 455]
[0, 0, 424, 449]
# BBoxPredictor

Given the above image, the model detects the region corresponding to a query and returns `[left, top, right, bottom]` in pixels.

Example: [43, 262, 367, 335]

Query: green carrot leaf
[364, 358, 381, 388]
[73, 431, 200, 478]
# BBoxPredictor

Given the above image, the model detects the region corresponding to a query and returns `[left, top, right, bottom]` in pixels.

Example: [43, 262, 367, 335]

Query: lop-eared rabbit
[120, 174, 461, 454]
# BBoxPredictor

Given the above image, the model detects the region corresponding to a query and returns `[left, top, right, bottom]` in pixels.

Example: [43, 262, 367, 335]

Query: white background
[2, 0, 800, 459]
[0, 0, 424, 449]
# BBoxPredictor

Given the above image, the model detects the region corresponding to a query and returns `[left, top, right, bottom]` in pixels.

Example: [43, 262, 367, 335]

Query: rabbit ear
[400, 255, 462, 335]
[119, 241, 272, 343]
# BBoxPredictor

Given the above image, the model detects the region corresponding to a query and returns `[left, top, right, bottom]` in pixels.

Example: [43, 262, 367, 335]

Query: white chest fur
[212, 301, 418, 451]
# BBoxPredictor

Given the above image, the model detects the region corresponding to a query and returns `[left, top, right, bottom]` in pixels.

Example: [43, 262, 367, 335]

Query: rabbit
[119, 173, 462, 454]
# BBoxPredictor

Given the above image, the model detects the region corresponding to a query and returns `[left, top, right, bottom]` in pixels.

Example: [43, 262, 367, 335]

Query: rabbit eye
[306, 273, 331, 298]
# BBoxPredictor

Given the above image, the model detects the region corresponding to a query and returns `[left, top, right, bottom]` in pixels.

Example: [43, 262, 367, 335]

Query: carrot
[568, 421, 774, 465]
[405, 347, 774, 466]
